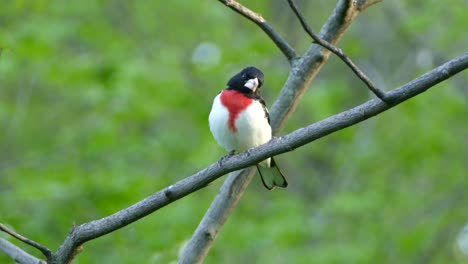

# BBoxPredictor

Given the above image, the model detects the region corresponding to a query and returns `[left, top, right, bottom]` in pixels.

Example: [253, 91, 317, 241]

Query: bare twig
[0, 238, 46, 264]
[287, 0, 390, 102]
[0, 223, 52, 260]
[217, 0, 298, 63]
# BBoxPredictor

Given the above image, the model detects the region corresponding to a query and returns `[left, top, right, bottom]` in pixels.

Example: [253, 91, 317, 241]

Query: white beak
[244, 77, 259, 91]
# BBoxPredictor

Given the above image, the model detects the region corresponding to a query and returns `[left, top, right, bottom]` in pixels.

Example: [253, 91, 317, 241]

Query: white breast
[235, 100, 272, 152]
[208, 94, 272, 167]
[209, 94, 237, 151]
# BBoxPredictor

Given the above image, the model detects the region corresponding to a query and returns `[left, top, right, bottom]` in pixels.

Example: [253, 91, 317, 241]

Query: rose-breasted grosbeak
[209, 66, 288, 190]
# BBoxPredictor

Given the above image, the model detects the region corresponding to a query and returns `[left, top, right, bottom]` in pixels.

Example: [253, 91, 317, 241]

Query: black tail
[256, 157, 288, 190]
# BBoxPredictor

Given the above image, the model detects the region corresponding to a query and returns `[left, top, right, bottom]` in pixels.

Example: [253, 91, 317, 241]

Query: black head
[227, 66, 264, 94]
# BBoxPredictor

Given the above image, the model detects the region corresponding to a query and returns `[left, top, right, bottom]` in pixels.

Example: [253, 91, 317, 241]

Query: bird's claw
[217, 150, 236, 167]
[245, 148, 253, 156]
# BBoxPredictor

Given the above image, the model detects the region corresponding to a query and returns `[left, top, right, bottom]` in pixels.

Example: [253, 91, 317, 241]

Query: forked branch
[287, 0, 389, 101]
[0, 224, 52, 261]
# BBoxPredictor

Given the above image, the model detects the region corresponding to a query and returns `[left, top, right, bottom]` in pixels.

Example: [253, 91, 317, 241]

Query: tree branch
[0, 224, 51, 261]
[217, 0, 298, 63]
[270, 0, 371, 133]
[0, 238, 46, 264]
[18, 51, 467, 263]
[177, 167, 256, 264]
[287, 0, 389, 101]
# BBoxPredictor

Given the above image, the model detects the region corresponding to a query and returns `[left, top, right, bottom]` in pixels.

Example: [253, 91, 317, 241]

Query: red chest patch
[220, 89, 253, 132]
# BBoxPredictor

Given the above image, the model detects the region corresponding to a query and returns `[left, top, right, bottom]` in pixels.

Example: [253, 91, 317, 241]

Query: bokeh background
[1, 0, 467, 263]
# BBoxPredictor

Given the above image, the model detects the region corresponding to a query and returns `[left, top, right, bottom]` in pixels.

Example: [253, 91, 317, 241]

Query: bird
[208, 66, 288, 190]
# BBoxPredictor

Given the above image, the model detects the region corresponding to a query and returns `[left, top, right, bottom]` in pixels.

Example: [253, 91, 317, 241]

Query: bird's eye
[242, 73, 247, 79]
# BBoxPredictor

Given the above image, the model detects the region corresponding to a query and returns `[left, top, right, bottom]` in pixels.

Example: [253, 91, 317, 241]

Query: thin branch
[287, 0, 390, 102]
[177, 168, 256, 264]
[0, 224, 52, 261]
[217, 0, 298, 63]
[0, 238, 46, 264]
[48, 52, 468, 263]
[270, 0, 366, 133]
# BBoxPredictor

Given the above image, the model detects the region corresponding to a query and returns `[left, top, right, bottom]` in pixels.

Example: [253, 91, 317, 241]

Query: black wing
[258, 97, 271, 125]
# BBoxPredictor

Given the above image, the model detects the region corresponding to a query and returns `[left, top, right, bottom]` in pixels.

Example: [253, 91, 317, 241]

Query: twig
[217, 0, 298, 63]
[0, 238, 46, 264]
[0, 223, 52, 260]
[287, 0, 390, 102]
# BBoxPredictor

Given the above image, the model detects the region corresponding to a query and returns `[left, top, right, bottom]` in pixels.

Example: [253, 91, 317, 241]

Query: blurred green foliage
[1, 0, 467, 263]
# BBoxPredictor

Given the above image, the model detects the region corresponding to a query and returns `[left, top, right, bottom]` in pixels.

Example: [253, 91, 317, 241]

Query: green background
[1, 0, 467, 263]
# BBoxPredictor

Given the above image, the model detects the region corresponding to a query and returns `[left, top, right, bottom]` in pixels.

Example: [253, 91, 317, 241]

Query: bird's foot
[245, 148, 253, 156]
[217, 150, 236, 167]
